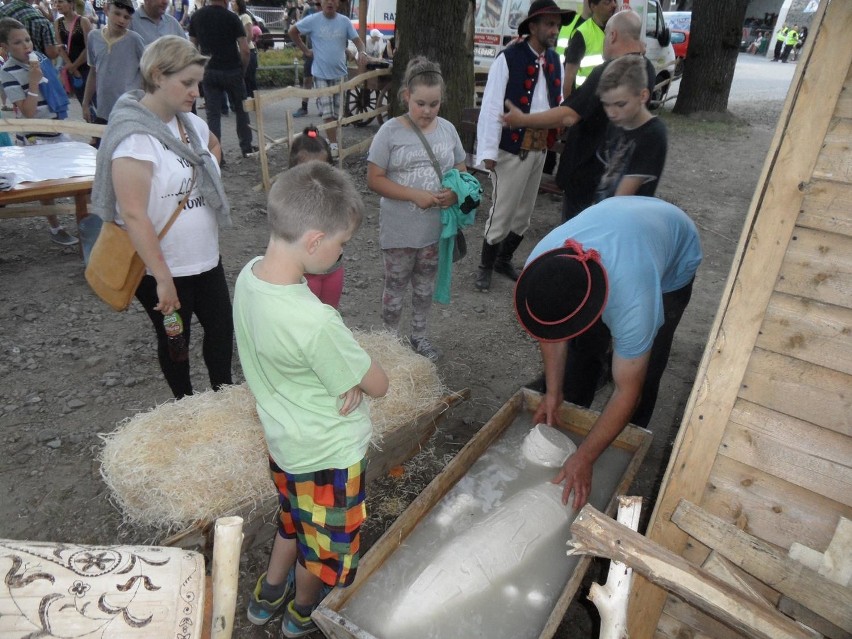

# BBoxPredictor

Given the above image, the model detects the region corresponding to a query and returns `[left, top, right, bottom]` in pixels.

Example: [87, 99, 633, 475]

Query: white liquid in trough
[340, 416, 633, 639]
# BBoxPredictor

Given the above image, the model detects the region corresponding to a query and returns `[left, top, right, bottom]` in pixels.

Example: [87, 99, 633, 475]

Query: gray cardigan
[91, 90, 231, 228]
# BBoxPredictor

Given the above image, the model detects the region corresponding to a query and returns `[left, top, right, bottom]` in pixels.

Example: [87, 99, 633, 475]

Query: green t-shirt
[233, 257, 373, 473]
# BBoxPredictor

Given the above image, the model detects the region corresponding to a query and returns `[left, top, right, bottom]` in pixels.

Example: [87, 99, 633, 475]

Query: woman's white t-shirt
[113, 113, 220, 278]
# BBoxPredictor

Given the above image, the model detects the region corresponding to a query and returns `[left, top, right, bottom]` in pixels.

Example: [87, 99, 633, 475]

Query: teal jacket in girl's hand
[434, 169, 482, 304]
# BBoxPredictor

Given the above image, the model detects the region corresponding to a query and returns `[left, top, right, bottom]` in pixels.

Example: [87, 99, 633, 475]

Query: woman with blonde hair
[91, 35, 234, 399]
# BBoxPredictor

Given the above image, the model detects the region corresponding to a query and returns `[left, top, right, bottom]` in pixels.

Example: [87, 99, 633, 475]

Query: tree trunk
[391, 0, 475, 127]
[672, 0, 749, 114]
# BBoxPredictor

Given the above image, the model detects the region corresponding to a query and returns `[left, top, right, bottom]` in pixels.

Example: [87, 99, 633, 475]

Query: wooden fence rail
[242, 67, 391, 191]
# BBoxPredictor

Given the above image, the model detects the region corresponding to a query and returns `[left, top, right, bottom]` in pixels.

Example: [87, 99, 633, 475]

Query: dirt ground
[0, 65, 785, 637]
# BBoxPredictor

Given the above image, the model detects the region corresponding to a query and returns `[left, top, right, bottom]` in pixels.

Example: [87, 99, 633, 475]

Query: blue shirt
[526, 196, 702, 359]
[294, 11, 357, 80]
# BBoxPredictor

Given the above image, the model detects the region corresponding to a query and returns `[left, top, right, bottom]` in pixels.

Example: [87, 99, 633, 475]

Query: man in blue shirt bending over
[515, 196, 702, 510]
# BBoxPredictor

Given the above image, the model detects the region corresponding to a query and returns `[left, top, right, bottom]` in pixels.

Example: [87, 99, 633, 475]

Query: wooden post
[253, 91, 271, 192]
[581, 496, 642, 639]
[569, 505, 819, 639]
[210, 516, 244, 639]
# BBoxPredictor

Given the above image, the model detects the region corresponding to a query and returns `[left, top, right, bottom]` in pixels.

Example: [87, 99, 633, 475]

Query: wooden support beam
[671, 499, 852, 632]
[569, 505, 819, 639]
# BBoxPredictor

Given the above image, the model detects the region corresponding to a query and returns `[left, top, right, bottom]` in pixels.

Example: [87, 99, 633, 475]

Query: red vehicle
[665, 12, 691, 77]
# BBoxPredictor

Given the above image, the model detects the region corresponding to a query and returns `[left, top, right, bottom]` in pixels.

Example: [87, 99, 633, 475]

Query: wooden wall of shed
[627, 1, 852, 637]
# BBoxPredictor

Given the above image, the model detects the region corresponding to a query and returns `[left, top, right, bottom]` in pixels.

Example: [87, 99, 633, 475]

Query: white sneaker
[329, 143, 339, 160]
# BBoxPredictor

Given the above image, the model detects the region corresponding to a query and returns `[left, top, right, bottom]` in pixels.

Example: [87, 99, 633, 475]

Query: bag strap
[66, 15, 79, 51]
[156, 119, 196, 240]
[404, 114, 443, 183]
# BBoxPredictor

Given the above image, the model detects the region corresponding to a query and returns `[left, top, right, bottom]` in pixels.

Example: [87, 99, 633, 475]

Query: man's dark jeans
[202, 67, 253, 153]
[560, 279, 695, 428]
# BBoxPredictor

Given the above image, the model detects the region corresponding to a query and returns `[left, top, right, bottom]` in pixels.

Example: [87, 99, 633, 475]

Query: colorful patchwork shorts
[270, 457, 367, 587]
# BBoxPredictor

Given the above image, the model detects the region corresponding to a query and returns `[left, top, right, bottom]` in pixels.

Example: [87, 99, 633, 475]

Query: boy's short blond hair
[268, 161, 364, 242]
[597, 55, 649, 97]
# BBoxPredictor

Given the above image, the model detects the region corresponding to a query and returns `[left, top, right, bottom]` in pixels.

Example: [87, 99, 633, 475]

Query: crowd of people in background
[0, 1, 811, 636]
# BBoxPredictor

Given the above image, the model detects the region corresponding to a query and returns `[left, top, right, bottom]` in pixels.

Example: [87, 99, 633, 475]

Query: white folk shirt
[475, 42, 561, 169]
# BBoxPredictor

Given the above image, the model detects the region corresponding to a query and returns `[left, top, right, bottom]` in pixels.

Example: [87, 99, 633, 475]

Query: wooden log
[569, 505, 819, 639]
[210, 516, 243, 639]
[671, 499, 852, 632]
[584, 496, 643, 639]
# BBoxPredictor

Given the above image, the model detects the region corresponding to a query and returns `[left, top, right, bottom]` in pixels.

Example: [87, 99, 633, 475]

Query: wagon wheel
[344, 85, 378, 127]
[375, 84, 388, 125]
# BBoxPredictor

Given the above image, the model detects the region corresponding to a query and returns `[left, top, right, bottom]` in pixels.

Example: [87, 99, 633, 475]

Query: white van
[348, 0, 396, 37]
[474, 0, 676, 103]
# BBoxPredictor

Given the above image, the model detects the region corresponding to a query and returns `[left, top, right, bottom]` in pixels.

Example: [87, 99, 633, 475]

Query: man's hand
[501, 99, 524, 128]
[531, 388, 564, 428]
[483, 159, 496, 171]
[551, 451, 593, 510]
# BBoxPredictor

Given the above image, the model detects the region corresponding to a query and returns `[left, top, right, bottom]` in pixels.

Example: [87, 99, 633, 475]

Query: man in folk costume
[474, 0, 575, 292]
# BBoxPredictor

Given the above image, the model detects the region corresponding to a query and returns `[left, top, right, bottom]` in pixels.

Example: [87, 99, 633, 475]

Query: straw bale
[99, 330, 447, 532]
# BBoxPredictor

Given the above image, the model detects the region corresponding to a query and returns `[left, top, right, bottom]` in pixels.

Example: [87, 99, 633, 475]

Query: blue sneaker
[280, 584, 333, 638]
[293, 107, 308, 118]
[246, 568, 294, 626]
[281, 600, 317, 638]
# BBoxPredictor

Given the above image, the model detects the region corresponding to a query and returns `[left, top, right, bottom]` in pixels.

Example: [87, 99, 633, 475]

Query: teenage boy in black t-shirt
[595, 54, 667, 201]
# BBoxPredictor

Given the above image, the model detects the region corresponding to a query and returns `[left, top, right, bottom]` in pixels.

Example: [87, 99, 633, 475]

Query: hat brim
[518, 8, 576, 36]
[514, 245, 608, 342]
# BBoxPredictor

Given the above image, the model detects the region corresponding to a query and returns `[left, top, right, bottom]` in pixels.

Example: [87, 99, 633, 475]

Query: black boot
[475, 240, 499, 291]
[494, 232, 523, 281]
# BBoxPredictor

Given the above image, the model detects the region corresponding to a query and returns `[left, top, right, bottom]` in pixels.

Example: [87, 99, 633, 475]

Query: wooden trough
[162, 389, 469, 554]
[313, 388, 652, 639]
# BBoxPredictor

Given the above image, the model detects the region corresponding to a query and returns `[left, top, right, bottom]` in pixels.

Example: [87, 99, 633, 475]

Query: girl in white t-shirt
[109, 35, 233, 399]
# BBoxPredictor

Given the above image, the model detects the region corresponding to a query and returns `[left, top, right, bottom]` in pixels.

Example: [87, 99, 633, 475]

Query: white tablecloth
[0, 141, 97, 188]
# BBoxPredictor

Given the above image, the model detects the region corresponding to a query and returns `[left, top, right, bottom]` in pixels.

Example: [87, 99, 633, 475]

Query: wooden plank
[0, 118, 105, 137]
[812, 118, 852, 184]
[740, 349, 851, 436]
[657, 605, 733, 639]
[834, 64, 852, 119]
[702, 552, 774, 606]
[671, 499, 852, 632]
[721, 400, 852, 506]
[778, 596, 852, 639]
[757, 292, 852, 375]
[704, 454, 852, 553]
[570, 505, 819, 639]
[775, 226, 852, 309]
[798, 180, 852, 238]
[822, 517, 852, 586]
[628, 1, 852, 634]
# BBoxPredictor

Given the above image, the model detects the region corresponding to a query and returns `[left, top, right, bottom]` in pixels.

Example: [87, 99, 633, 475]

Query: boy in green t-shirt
[233, 161, 388, 638]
